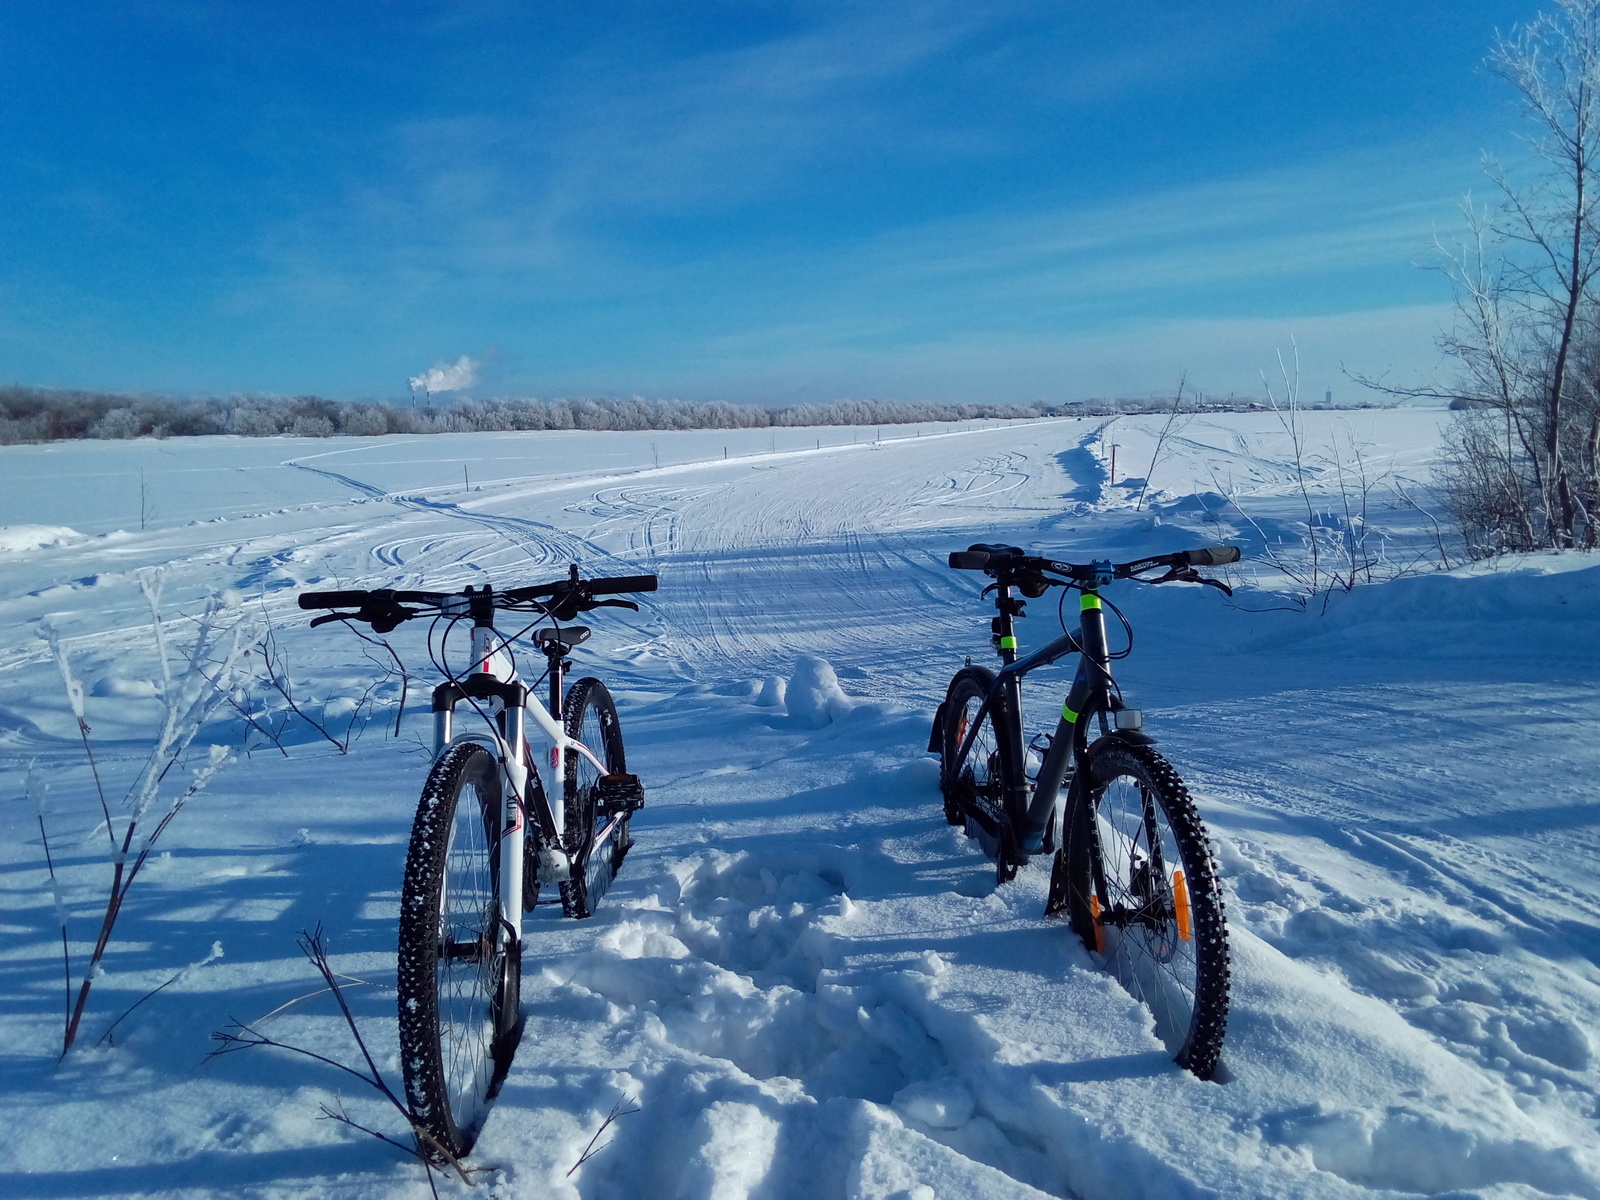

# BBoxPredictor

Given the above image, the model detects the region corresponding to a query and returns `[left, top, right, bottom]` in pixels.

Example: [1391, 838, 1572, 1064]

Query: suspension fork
[1068, 589, 1113, 725]
[499, 702, 527, 944]
[464, 595, 531, 948]
[1049, 598, 1113, 896]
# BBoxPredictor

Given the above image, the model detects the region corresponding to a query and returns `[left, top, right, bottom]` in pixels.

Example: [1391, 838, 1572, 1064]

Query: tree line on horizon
[0, 385, 1338, 446]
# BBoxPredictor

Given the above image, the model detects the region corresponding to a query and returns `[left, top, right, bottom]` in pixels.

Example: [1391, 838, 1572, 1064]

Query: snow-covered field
[2, 411, 1598, 1199]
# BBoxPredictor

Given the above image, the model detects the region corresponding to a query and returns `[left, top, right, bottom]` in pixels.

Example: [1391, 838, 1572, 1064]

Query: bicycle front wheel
[397, 742, 521, 1158]
[560, 677, 630, 918]
[1049, 740, 1229, 1079]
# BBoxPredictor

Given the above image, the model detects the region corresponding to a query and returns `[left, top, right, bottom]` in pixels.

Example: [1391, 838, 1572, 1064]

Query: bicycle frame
[429, 620, 609, 949]
[950, 583, 1126, 848]
[934, 541, 1234, 1080]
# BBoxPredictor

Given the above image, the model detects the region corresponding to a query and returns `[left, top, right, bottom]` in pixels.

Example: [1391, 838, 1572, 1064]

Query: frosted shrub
[89, 407, 141, 439]
[226, 404, 282, 436]
[289, 414, 335, 438]
[340, 405, 391, 437]
[41, 570, 256, 1054]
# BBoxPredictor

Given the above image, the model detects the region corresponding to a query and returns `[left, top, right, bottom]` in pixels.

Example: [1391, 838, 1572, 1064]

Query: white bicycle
[299, 566, 657, 1157]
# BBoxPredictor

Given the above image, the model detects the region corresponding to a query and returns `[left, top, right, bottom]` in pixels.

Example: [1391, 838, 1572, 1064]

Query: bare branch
[568, 1097, 642, 1177]
[208, 925, 482, 1186]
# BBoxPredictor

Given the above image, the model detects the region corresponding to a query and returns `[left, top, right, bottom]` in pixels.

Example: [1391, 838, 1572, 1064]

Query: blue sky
[0, 1, 1547, 403]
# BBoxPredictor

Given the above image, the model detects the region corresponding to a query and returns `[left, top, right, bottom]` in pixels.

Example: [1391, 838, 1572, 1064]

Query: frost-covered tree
[1390, 1, 1600, 553]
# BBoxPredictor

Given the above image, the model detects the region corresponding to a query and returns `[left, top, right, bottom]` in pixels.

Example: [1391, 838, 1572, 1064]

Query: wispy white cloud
[215, 4, 1491, 398]
[650, 304, 1458, 403]
[244, 1, 1294, 291]
[626, 145, 1476, 387]
[229, 136, 1473, 398]
[837, 148, 1477, 307]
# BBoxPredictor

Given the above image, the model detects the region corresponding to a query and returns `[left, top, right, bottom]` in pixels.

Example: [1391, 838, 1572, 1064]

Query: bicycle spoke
[1094, 777, 1199, 1048]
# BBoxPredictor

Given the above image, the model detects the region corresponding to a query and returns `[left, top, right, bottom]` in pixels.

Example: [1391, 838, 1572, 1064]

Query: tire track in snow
[284, 455, 588, 567]
[592, 435, 1073, 695]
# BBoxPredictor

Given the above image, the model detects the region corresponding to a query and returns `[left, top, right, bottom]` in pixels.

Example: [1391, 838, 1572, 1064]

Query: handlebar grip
[1183, 545, 1242, 566]
[587, 574, 659, 595]
[949, 551, 991, 570]
[298, 590, 371, 610]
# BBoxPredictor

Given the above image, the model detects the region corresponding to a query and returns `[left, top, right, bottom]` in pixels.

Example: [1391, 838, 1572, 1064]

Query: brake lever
[309, 612, 353, 628]
[586, 598, 640, 611]
[1141, 565, 1234, 596]
[363, 603, 417, 633]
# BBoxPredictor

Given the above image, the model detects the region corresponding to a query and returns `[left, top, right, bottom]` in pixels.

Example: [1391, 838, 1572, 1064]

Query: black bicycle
[299, 566, 656, 1157]
[929, 543, 1236, 1078]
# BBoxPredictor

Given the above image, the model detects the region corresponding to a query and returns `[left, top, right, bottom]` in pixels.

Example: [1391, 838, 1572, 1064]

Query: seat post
[546, 641, 565, 721]
[534, 626, 590, 721]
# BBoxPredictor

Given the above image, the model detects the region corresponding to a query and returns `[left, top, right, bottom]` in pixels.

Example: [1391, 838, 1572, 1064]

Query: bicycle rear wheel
[560, 677, 630, 918]
[1049, 740, 1229, 1078]
[397, 742, 521, 1158]
[938, 666, 1020, 884]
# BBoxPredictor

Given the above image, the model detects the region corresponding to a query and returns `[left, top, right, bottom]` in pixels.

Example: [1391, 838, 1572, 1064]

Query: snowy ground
[2, 411, 1597, 1199]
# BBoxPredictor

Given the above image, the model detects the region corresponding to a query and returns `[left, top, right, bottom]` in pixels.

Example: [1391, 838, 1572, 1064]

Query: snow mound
[786, 656, 855, 726]
[0, 524, 82, 552]
[755, 675, 787, 708]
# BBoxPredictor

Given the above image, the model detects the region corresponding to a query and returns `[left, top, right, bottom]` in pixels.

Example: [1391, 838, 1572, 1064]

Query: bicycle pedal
[536, 847, 572, 884]
[596, 772, 645, 815]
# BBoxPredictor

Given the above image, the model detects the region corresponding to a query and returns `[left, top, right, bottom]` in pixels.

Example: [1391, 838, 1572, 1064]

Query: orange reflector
[1089, 894, 1106, 954]
[1173, 870, 1192, 942]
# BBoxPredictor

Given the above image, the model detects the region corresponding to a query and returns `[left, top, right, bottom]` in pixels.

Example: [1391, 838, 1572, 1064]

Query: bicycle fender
[439, 729, 531, 797]
[1085, 729, 1158, 755]
[438, 728, 504, 761]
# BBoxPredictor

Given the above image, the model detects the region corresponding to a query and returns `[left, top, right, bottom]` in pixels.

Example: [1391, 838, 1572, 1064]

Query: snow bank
[0, 523, 82, 552]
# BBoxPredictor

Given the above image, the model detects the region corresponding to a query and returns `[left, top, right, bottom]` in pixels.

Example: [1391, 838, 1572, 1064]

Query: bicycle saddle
[534, 624, 592, 652]
[535, 626, 591, 650]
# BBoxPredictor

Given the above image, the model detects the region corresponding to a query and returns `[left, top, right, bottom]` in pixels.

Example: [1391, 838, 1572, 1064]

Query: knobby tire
[1050, 740, 1229, 1079]
[397, 742, 521, 1158]
[560, 677, 630, 918]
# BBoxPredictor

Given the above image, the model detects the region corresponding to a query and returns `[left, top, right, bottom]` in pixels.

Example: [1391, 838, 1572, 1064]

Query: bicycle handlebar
[298, 587, 459, 610]
[298, 570, 659, 630]
[947, 543, 1242, 584]
[501, 574, 659, 603]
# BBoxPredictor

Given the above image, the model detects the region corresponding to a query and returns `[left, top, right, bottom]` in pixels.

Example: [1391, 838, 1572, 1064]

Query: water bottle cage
[1026, 731, 1054, 783]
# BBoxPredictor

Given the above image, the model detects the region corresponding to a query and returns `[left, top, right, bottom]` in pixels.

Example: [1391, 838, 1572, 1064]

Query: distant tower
[1325, 389, 1333, 405]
